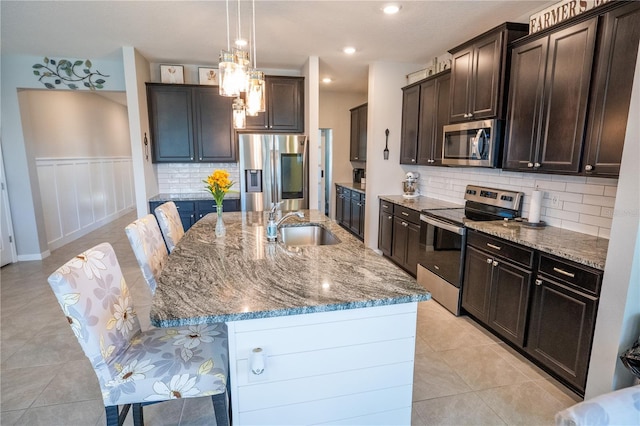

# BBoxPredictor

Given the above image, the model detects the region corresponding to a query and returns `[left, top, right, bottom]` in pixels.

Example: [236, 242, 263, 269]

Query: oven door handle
[420, 215, 466, 236]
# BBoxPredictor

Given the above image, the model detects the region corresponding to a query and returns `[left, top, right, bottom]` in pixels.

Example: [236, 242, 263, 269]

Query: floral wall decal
[32, 57, 109, 90]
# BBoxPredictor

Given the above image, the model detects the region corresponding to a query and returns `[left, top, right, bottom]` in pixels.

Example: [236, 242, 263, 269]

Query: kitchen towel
[529, 190, 543, 223]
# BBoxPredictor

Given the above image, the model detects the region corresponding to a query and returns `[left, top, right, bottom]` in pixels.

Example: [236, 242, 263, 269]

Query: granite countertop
[149, 192, 240, 202]
[465, 220, 608, 270]
[150, 210, 430, 327]
[336, 182, 366, 193]
[379, 194, 464, 211]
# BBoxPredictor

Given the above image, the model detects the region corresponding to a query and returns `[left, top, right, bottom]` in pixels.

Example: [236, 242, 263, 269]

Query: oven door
[418, 215, 466, 288]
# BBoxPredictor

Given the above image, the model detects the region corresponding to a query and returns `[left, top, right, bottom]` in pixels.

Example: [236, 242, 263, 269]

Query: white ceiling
[1, 1, 552, 93]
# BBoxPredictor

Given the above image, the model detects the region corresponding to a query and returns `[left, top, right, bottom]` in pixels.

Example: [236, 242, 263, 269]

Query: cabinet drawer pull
[535, 279, 543, 286]
[401, 221, 408, 227]
[486, 243, 502, 251]
[382, 204, 389, 209]
[553, 267, 575, 278]
[401, 212, 409, 217]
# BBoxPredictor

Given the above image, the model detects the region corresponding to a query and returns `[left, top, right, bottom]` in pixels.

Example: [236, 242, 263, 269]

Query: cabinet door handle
[199, 214, 203, 218]
[176, 206, 180, 209]
[492, 260, 499, 267]
[199, 157, 203, 161]
[535, 279, 543, 286]
[357, 203, 362, 206]
[486, 243, 502, 251]
[401, 212, 409, 217]
[401, 221, 408, 227]
[388, 215, 392, 220]
[553, 267, 575, 278]
[354, 156, 359, 159]
[527, 162, 534, 168]
[534, 162, 541, 168]
[411, 159, 416, 162]
[585, 164, 593, 171]
[382, 204, 389, 208]
[486, 258, 493, 264]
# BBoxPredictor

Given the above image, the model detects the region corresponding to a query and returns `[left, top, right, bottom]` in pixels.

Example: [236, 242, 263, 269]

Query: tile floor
[0, 211, 581, 425]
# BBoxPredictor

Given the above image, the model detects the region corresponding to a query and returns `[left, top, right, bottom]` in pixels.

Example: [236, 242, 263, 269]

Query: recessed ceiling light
[322, 77, 332, 83]
[343, 46, 356, 55]
[382, 4, 401, 15]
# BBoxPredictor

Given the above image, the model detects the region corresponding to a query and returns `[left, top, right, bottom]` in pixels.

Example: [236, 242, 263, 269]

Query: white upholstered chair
[125, 214, 168, 295]
[47, 242, 229, 426]
[154, 201, 185, 253]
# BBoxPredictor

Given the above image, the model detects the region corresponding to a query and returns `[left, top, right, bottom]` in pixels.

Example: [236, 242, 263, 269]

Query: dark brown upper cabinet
[400, 70, 450, 166]
[583, 2, 640, 177]
[244, 76, 304, 133]
[448, 23, 529, 123]
[350, 103, 367, 162]
[147, 83, 235, 163]
[503, 18, 598, 173]
[400, 84, 420, 164]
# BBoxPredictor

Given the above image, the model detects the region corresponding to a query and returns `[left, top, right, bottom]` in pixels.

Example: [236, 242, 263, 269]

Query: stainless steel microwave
[442, 119, 501, 167]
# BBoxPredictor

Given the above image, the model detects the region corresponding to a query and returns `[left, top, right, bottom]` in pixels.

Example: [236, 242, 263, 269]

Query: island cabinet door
[226, 303, 419, 425]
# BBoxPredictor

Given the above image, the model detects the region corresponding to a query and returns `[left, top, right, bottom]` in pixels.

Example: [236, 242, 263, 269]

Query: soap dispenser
[267, 204, 278, 242]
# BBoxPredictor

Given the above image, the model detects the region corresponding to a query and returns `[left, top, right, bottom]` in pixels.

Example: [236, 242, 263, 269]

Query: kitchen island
[151, 210, 430, 425]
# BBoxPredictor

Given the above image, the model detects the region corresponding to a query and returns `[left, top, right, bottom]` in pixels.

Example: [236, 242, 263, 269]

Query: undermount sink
[279, 224, 341, 246]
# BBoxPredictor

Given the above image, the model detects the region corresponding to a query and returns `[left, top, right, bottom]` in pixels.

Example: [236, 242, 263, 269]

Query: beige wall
[319, 90, 367, 217]
[19, 90, 130, 158]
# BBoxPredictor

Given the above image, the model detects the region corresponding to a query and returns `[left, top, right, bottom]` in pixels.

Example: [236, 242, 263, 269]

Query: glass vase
[215, 203, 226, 237]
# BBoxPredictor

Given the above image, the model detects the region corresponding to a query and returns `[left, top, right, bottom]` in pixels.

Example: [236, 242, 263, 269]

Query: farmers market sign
[530, 0, 614, 33]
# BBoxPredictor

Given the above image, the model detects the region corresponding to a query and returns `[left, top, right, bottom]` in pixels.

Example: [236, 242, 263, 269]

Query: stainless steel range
[417, 185, 523, 315]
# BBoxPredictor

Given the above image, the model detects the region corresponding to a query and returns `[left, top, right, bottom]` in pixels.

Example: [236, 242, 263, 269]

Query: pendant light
[233, 97, 246, 129]
[246, 0, 266, 116]
[219, 0, 240, 97]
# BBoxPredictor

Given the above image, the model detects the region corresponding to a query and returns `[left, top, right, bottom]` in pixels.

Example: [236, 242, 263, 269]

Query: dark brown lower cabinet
[526, 255, 601, 394]
[149, 198, 240, 232]
[335, 185, 364, 240]
[378, 200, 394, 257]
[390, 205, 421, 277]
[462, 241, 532, 347]
[463, 230, 603, 395]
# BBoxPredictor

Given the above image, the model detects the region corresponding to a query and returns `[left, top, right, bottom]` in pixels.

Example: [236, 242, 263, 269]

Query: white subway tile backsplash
[561, 220, 599, 236]
[545, 208, 580, 222]
[534, 180, 567, 191]
[563, 202, 601, 216]
[156, 163, 240, 194]
[582, 194, 616, 207]
[586, 176, 618, 186]
[603, 186, 618, 197]
[565, 182, 604, 195]
[416, 166, 617, 239]
[580, 213, 612, 229]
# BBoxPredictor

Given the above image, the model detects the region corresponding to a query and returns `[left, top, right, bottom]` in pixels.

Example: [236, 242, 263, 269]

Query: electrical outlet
[550, 193, 560, 208]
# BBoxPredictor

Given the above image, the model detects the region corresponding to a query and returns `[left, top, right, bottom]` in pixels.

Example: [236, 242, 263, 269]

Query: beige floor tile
[0, 364, 57, 411]
[413, 350, 472, 401]
[534, 378, 582, 405]
[0, 409, 25, 425]
[179, 396, 220, 426]
[413, 392, 507, 426]
[16, 399, 104, 426]
[489, 342, 552, 381]
[439, 344, 531, 391]
[477, 381, 569, 425]
[2, 327, 85, 369]
[31, 358, 102, 407]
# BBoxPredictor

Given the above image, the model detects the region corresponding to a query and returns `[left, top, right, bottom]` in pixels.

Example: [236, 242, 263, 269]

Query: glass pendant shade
[233, 98, 246, 129]
[219, 50, 240, 97]
[233, 48, 250, 93]
[246, 69, 265, 116]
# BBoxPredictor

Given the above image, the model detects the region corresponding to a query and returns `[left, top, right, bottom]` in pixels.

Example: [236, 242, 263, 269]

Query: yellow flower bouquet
[203, 169, 234, 208]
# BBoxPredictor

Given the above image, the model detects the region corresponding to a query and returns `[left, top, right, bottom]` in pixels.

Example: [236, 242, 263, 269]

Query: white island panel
[227, 302, 418, 425]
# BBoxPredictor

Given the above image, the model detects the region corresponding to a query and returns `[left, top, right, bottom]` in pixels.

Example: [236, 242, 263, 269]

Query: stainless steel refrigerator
[238, 134, 308, 212]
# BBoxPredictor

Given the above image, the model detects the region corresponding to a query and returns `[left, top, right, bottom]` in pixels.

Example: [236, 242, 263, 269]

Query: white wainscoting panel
[36, 157, 135, 250]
